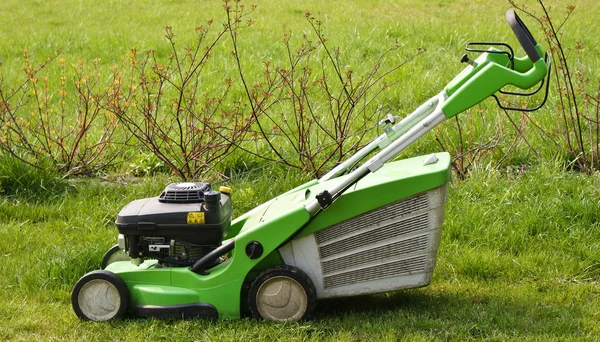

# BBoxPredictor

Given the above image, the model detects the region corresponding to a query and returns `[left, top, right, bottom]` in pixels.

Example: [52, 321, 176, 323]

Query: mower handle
[314, 9, 551, 207]
[506, 9, 541, 63]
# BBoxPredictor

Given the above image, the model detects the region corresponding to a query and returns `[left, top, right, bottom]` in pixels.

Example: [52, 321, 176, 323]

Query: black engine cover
[115, 183, 232, 255]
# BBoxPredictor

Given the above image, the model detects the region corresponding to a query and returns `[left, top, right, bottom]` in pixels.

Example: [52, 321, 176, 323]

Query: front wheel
[247, 265, 317, 322]
[72, 270, 129, 321]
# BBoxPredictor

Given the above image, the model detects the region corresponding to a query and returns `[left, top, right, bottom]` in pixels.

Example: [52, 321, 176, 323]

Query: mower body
[73, 9, 550, 322]
[103, 152, 450, 319]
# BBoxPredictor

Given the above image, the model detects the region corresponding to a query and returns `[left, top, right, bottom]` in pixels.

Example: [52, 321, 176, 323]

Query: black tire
[72, 270, 130, 321]
[247, 265, 317, 322]
[100, 244, 129, 270]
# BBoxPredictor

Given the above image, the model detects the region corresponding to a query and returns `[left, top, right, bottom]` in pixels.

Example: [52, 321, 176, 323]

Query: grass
[1, 0, 600, 340]
[0, 162, 599, 341]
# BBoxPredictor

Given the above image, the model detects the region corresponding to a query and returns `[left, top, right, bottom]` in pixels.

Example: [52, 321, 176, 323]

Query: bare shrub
[228, 2, 424, 178]
[436, 0, 599, 177]
[509, 0, 600, 172]
[105, 16, 253, 181]
[0, 51, 130, 176]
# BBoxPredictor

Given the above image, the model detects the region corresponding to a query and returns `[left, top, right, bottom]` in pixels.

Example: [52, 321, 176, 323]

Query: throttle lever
[492, 52, 552, 112]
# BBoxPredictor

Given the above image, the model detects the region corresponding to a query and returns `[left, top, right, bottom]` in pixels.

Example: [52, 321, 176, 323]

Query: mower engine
[115, 182, 232, 267]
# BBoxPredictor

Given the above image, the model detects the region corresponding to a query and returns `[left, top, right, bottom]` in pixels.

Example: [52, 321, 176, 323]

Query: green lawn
[1, 164, 599, 340]
[1, 0, 599, 340]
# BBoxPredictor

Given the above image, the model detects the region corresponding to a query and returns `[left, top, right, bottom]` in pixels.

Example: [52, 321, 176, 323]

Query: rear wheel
[247, 265, 316, 322]
[72, 270, 129, 321]
[101, 244, 129, 269]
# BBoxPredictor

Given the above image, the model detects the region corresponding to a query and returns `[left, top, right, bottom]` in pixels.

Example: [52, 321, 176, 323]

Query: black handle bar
[506, 9, 541, 63]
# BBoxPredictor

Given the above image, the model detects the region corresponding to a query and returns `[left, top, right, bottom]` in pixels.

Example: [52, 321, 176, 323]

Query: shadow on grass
[313, 286, 583, 338]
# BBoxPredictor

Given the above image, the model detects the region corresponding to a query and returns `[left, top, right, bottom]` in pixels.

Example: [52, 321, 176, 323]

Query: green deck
[106, 152, 451, 319]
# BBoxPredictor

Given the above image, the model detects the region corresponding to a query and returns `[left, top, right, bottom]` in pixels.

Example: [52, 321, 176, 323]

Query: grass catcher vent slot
[323, 255, 428, 288]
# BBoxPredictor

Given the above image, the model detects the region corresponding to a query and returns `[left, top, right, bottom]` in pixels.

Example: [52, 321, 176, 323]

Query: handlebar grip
[506, 9, 541, 63]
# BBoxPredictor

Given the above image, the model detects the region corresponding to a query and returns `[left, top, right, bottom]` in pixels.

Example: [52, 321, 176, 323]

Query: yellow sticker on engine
[187, 212, 205, 224]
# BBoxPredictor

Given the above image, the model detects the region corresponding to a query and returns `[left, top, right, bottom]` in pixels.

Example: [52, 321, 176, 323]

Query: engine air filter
[158, 182, 212, 203]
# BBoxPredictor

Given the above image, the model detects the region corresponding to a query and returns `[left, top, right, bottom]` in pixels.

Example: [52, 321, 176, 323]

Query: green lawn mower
[72, 9, 551, 322]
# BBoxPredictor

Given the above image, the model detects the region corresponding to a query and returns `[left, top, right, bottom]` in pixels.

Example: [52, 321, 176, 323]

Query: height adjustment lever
[460, 54, 478, 68]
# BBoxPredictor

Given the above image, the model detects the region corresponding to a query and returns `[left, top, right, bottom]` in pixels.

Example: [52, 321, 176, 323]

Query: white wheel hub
[77, 279, 122, 321]
[256, 276, 307, 322]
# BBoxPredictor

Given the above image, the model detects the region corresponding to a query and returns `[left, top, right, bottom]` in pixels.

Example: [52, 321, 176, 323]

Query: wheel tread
[71, 270, 130, 321]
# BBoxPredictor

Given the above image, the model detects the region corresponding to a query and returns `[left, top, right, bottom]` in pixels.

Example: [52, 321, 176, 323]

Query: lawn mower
[72, 9, 551, 322]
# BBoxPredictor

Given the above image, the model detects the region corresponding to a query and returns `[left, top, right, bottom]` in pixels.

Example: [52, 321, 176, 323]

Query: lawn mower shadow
[315, 289, 458, 321]
[314, 287, 580, 335]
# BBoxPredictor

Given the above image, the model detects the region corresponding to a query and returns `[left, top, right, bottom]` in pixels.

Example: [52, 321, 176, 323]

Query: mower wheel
[72, 270, 129, 321]
[101, 244, 129, 269]
[248, 265, 316, 322]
